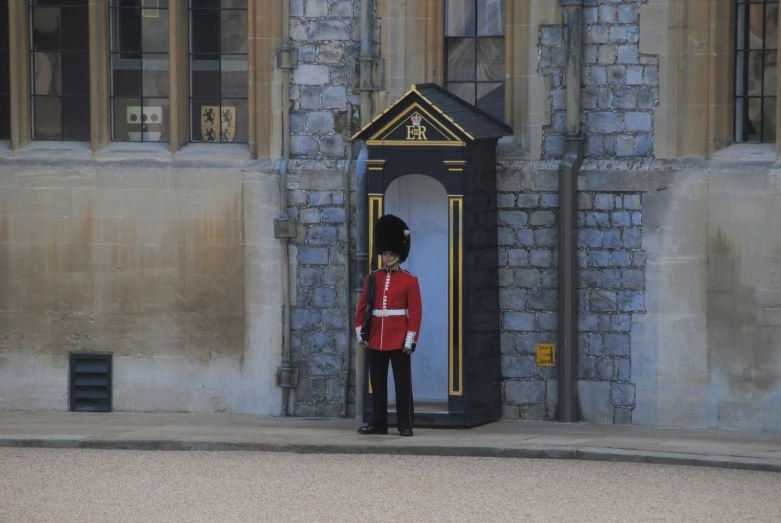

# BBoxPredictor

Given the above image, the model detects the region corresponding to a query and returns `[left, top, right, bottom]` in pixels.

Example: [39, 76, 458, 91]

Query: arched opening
[384, 174, 450, 409]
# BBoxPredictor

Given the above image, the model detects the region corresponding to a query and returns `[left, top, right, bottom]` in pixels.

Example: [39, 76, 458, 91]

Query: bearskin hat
[374, 214, 411, 263]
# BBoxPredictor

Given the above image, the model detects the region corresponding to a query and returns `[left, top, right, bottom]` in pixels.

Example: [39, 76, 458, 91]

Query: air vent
[69, 353, 112, 412]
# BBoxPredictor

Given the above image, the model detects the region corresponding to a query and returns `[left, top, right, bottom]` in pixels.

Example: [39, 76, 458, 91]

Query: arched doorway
[385, 174, 450, 410]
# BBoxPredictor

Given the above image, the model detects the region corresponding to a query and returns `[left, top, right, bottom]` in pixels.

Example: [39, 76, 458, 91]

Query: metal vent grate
[69, 353, 112, 412]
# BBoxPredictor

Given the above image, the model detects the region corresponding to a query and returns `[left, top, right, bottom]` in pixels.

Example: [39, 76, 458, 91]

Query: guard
[355, 215, 422, 437]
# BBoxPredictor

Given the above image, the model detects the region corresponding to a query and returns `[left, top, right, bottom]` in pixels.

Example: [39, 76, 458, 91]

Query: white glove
[404, 332, 416, 354]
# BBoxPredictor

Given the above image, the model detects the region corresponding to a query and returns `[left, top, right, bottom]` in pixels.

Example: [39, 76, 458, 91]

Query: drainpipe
[276, 0, 296, 416]
[557, 0, 584, 423]
[359, 0, 373, 130]
[353, 0, 373, 417]
[341, 103, 354, 418]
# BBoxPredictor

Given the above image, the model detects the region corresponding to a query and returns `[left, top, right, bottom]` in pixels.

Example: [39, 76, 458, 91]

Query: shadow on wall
[708, 227, 781, 431]
[0, 180, 246, 412]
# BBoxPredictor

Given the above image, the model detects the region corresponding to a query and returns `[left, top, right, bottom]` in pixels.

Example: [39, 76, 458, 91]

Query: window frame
[0, 0, 12, 141]
[3, 0, 268, 156]
[443, 0, 506, 123]
[734, 0, 779, 144]
[108, 0, 173, 143]
[188, 0, 250, 144]
[28, 0, 92, 142]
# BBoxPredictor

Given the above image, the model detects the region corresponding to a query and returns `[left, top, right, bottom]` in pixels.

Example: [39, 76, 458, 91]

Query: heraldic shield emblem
[127, 106, 163, 142]
[201, 106, 236, 142]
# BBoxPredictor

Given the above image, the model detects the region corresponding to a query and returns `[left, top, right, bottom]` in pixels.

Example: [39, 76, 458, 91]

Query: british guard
[355, 215, 422, 437]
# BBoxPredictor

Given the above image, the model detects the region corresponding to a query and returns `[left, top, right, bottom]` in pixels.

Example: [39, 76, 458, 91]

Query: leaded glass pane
[735, 0, 778, 143]
[476, 38, 504, 81]
[446, 0, 475, 37]
[447, 83, 475, 105]
[110, 0, 169, 141]
[477, 0, 504, 36]
[189, 0, 248, 143]
[447, 38, 476, 81]
[34, 96, 62, 140]
[445, 0, 506, 122]
[477, 82, 504, 122]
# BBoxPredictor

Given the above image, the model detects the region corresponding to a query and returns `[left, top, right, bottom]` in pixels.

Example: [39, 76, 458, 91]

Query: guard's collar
[382, 265, 400, 273]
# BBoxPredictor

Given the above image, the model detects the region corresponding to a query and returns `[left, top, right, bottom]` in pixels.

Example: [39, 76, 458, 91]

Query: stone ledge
[708, 143, 777, 162]
[1, 438, 779, 473]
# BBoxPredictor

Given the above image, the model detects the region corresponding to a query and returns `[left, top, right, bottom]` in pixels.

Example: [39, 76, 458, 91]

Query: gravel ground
[1, 449, 780, 523]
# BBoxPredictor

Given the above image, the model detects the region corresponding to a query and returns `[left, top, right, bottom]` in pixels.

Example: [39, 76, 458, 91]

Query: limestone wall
[635, 162, 781, 432]
[0, 157, 283, 414]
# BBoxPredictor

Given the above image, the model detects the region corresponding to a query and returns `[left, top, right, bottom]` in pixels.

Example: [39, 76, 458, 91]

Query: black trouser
[367, 348, 414, 431]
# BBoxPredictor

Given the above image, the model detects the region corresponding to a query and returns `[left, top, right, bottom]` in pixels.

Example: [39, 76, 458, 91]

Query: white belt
[373, 309, 408, 317]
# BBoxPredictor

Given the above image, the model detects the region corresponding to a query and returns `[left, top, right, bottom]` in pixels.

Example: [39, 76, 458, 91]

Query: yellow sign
[201, 106, 236, 142]
[536, 344, 556, 366]
[405, 112, 428, 140]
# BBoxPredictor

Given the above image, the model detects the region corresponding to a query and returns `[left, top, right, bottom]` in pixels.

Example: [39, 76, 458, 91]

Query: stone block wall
[576, 191, 644, 424]
[540, 0, 658, 158]
[289, 0, 366, 159]
[0, 160, 249, 412]
[286, 165, 353, 417]
[497, 162, 644, 423]
[497, 187, 560, 420]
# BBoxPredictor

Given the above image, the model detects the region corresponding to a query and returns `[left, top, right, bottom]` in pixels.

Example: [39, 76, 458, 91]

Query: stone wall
[633, 162, 781, 432]
[497, 157, 644, 423]
[575, 190, 644, 424]
[540, 0, 658, 158]
[0, 159, 262, 412]
[285, 163, 354, 417]
[289, 0, 364, 159]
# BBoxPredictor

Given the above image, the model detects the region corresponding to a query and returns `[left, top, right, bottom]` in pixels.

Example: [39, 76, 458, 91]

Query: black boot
[357, 424, 388, 435]
[399, 428, 413, 437]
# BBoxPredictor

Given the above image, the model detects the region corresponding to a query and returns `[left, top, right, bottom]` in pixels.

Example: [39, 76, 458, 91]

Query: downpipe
[557, 0, 584, 423]
[278, 153, 293, 417]
[354, 0, 373, 418]
[354, 141, 369, 416]
[277, 0, 296, 417]
[341, 103, 355, 418]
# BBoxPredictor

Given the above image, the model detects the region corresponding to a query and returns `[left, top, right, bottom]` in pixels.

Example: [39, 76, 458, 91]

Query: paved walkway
[2, 412, 781, 472]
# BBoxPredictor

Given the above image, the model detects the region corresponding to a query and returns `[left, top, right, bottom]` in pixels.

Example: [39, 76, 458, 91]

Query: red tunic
[354, 267, 422, 351]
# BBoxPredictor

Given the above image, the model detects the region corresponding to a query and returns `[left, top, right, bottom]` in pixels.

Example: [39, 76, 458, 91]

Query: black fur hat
[374, 214, 411, 263]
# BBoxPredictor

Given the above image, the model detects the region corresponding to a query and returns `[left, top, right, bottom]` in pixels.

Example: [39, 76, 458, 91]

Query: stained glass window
[189, 0, 248, 143]
[736, 0, 778, 142]
[445, 0, 505, 122]
[110, 0, 170, 142]
[30, 0, 90, 141]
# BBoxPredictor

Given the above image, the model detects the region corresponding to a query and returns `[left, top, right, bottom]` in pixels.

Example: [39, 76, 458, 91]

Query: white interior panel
[384, 174, 449, 402]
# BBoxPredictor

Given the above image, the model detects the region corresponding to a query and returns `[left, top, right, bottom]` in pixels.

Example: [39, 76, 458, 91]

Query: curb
[2, 438, 780, 473]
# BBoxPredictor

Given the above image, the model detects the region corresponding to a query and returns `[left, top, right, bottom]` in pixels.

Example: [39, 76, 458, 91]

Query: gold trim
[368, 194, 384, 274]
[449, 196, 464, 396]
[458, 198, 463, 397]
[412, 85, 474, 140]
[366, 193, 384, 396]
[367, 102, 463, 143]
[443, 160, 466, 165]
[366, 140, 466, 147]
[351, 86, 417, 140]
[365, 159, 386, 165]
[368, 167, 384, 171]
[447, 168, 464, 172]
